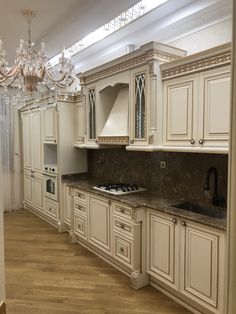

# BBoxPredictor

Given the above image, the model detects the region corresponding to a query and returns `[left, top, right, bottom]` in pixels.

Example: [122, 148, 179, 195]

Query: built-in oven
[43, 164, 58, 201]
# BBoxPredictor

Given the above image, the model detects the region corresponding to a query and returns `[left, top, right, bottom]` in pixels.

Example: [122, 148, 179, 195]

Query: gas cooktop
[93, 183, 146, 195]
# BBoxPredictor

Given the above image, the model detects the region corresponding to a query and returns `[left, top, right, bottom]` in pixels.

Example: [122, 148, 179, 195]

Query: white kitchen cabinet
[33, 173, 44, 212]
[44, 197, 59, 222]
[163, 75, 198, 147]
[180, 220, 225, 313]
[43, 107, 58, 143]
[64, 184, 74, 227]
[198, 67, 231, 147]
[22, 111, 43, 173]
[75, 101, 85, 145]
[88, 195, 111, 253]
[147, 212, 179, 290]
[23, 170, 33, 206]
[147, 210, 226, 314]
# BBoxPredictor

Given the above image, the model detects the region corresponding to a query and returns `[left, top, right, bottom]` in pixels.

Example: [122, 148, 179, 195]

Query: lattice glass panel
[135, 74, 146, 139]
[88, 89, 96, 140]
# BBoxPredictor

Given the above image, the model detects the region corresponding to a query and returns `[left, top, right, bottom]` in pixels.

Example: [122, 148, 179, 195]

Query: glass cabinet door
[88, 88, 96, 140]
[134, 73, 146, 140]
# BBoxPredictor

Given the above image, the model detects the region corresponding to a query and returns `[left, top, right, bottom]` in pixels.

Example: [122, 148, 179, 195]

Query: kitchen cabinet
[22, 110, 43, 172]
[147, 212, 179, 290]
[73, 188, 88, 240]
[161, 43, 231, 153]
[88, 195, 111, 253]
[23, 170, 33, 206]
[44, 197, 59, 222]
[75, 100, 85, 146]
[63, 184, 74, 228]
[147, 210, 226, 314]
[33, 173, 44, 212]
[43, 107, 58, 143]
[163, 67, 230, 150]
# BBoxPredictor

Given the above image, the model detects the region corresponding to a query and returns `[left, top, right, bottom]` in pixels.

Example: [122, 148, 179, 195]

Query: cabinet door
[129, 67, 149, 146]
[75, 102, 85, 145]
[22, 113, 32, 170]
[198, 66, 230, 147]
[24, 171, 33, 206]
[32, 111, 43, 173]
[43, 107, 57, 143]
[147, 212, 178, 289]
[180, 222, 219, 308]
[64, 185, 73, 225]
[88, 196, 111, 253]
[163, 75, 198, 146]
[33, 174, 44, 212]
[87, 87, 96, 142]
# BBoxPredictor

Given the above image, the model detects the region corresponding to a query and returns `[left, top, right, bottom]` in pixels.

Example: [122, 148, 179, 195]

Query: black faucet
[203, 167, 225, 206]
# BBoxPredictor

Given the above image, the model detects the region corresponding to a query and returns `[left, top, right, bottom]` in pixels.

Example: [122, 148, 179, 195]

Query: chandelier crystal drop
[0, 10, 75, 108]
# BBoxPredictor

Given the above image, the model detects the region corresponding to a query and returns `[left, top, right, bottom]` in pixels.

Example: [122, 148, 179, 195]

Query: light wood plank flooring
[4, 209, 191, 314]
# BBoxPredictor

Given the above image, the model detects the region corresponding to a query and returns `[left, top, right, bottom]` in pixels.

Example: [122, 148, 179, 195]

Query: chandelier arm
[46, 69, 67, 83]
[0, 75, 18, 86]
[0, 66, 21, 79]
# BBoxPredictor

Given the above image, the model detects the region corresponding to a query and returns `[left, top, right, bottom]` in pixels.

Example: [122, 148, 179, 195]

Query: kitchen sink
[172, 201, 226, 219]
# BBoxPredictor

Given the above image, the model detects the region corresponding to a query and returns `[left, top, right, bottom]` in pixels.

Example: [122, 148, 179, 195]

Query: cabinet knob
[190, 139, 195, 145]
[120, 223, 124, 229]
[199, 139, 204, 145]
[108, 200, 111, 205]
[172, 218, 177, 224]
[181, 221, 186, 227]
[119, 247, 124, 253]
[120, 208, 124, 213]
[130, 140, 134, 144]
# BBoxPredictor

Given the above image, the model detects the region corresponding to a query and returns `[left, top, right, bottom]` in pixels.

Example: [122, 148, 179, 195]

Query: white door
[180, 221, 219, 308]
[43, 107, 57, 143]
[22, 113, 32, 170]
[147, 212, 178, 289]
[24, 171, 33, 206]
[32, 111, 43, 173]
[198, 66, 231, 147]
[88, 196, 111, 253]
[75, 102, 85, 145]
[163, 74, 198, 146]
[33, 173, 44, 212]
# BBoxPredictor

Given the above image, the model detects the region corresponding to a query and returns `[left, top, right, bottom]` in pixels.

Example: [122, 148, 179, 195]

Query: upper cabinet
[161, 43, 231, 153]
[78, 42, 186, 150]
[43, 107, 58, 144]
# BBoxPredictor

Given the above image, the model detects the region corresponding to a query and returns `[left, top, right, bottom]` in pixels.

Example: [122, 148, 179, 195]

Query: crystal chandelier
[0, 10, 74, 107]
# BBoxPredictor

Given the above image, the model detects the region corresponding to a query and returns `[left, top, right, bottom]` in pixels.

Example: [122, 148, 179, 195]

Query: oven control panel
[44, 164, 58, 174]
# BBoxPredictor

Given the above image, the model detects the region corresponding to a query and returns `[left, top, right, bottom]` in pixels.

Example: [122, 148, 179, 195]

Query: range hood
[97, 86, 129, 145]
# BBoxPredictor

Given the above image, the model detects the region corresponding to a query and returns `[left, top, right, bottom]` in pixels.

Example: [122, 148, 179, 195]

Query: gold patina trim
[162, 51, 231, 80]
[97, 136, 129, 145]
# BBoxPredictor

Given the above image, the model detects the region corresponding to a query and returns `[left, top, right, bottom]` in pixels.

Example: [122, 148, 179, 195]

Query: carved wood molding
[79, 50, 181, 85]
[0, 301, 6, 314]
[162, 51, 231, 80]
[97, 136, 129, 145]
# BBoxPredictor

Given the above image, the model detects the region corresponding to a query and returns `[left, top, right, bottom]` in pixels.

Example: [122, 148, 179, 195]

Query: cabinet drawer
[44, 198, 59, 220]
[74, 213, 87, 239]
[74, 189, 87, 203]
[74, 201, 87, 216]
[114, 232, 132, 266]
[114, 216, 134, 237]
[114, 203, 132, 220]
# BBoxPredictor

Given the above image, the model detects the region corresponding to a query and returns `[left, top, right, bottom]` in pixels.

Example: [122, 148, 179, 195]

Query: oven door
[43, 174, 58, 201]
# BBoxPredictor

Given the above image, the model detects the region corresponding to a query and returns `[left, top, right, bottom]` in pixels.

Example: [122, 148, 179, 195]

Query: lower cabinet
[63, 184, 74, 228]
[147, 210, 226, 314]
[24, 170, 43, 212]
[44, 197, 59, 222]
[88, 195, 111, 254]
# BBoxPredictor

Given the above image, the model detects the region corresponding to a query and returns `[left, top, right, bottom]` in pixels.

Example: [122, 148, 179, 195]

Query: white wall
[167, 19, 232, 55]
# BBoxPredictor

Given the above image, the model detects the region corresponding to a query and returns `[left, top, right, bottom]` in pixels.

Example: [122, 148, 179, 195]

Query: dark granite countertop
[62, 176, 227, 231]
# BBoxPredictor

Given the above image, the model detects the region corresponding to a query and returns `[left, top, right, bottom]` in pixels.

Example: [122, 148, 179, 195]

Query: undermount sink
[172, 201, 226, 219]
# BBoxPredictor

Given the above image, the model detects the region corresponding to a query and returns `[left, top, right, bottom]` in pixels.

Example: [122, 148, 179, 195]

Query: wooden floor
[4, 209, 192, 314]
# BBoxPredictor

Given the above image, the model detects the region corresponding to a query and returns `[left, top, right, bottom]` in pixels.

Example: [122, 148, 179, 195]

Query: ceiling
[0, 0, 232, 74]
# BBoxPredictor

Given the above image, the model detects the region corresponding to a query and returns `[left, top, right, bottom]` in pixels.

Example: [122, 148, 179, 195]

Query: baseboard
[0, 301, 6, 314]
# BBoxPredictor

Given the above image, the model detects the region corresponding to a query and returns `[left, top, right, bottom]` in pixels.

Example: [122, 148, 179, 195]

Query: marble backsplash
[87, 148, 228, 205]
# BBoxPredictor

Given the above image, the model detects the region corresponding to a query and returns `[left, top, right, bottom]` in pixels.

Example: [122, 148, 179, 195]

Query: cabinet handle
[120, 223, 124, 229]
[130, 139, 134, 144]
[190, 139, 195, 145]
[181, 221, 186, 227]
[172, 218, 177, 224]
[199, 139, 204, 145]
[31, 175, 34, 178]
[119, 247, 124, 253]
[120, 208, 124, 213]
